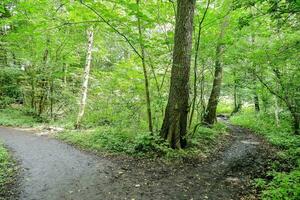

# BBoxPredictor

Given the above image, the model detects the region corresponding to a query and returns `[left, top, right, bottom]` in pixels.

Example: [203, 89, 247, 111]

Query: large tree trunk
[203, 17, 229, 125]
[160, 0, 196, 149]
[75, 28, 94, 129]
[136, 0, 153, 133]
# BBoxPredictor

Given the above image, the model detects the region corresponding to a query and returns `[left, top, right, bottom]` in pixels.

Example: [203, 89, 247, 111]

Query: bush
[261, 170, 300, 200]
[0, 67, 22, 108]
[0, 142, 16, 197]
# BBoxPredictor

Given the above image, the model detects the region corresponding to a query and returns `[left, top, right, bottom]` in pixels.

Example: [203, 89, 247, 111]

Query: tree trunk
[203, 17, 229, 125]
[189, 0, 210, 128]
[63, 63, 68, 86]
[274, 97, 280, 127]
[231, 78, 242, 116]
[293, 113, 300, 135]
[50, 79, 54, 119]
[287, 105, 300, 135]
[75, 28, 94, 129]
[160, 0, 196, 149]
[136, 0, 153, 133]
[254, 92, 260, 112]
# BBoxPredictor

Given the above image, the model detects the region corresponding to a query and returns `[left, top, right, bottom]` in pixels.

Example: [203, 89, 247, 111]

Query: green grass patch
[0, 142, 16, 198]
[231, 111, 300, 200]
[0, 108, 40, 127]
[217, 102, 233, 114]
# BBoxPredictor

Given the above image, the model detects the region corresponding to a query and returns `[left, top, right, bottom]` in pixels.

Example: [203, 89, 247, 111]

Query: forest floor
[0, 120, 275, 200]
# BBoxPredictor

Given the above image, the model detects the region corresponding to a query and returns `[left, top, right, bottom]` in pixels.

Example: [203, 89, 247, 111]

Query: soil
[0, 120, 275, 200]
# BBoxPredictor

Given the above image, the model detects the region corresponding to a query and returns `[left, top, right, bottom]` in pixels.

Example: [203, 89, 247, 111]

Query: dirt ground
[0, 121, 274, 200]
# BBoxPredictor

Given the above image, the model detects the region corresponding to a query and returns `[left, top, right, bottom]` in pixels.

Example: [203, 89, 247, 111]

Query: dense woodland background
[0, 0, 299, 199]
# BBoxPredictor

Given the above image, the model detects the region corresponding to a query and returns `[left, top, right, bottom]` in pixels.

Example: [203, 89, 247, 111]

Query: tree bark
[189, 0, 210, 128]
[160, 0, 196, 149]
[274, 96, 280, 127]
[75, 28, 94, 129]
[231, 77, 242, 116]
[293, 113, 300, 135]
[63, 63, 68, 86]
[136, 0, 153, 133]
[203, 17, 229, 125]
[254, 92, 260, 112]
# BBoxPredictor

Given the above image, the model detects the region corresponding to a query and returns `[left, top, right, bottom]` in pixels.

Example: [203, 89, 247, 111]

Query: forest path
[0, 122, 272, 200]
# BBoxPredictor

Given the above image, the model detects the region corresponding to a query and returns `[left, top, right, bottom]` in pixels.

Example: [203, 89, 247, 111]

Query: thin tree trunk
[50, 79, 54, 119]
[199, 60, 206, 121]
[230, 78, 241, 115]
[189, 0, 210, 128]
[203, 17, 229, 125]
[274, 97, 280, 127]
[293, 113, 300, 135]
[160, 0, 196, 149]
[136, 0, 153, 133]
[251, 35, 260, 113]
[75, 28, 94, 129]
[287, 104, 300, 135]
[254, 92, 260, 112]
[63, 63, 68, 86]
[38, 45, 50, 117]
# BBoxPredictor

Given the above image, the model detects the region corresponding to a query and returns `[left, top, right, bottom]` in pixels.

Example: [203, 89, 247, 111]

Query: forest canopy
[0, 0, 300, 199]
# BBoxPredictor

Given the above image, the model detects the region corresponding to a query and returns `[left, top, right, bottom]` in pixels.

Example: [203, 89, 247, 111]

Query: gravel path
[0, 123, 272, 200]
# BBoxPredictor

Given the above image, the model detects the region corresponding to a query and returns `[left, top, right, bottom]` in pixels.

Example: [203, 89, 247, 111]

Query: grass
[0, 142, 16, 198]
[57, 122, 228, 159]
[0, 108, 40, 127]
[230, 111, 300, 200]
[217, 102, 234, 114]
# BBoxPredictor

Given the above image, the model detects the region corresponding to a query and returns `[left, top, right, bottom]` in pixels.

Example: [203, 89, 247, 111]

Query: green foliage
[0, 108, 39, 127]
[189, 122, 227, 148]
[58, 122, 228, 159]
[0, 68, 22, 108]
[231, 111, 300, 200]
[0, 142, 15, 197]
[261, 170, 300, 200]
[217, 102, 233, 114]
[58, 128, 169, 156]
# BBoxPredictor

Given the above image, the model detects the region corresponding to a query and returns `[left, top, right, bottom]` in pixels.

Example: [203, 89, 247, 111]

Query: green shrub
[261, 170, 300, 200]
[0, 142, 16, 196]
[0, 68, 22, 109]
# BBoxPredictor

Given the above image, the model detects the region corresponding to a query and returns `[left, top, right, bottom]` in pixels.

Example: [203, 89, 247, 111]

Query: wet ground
[0, 122, 273, 200]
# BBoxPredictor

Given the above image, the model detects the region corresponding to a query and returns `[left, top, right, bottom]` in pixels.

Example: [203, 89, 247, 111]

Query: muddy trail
[0, 122, 273, 200]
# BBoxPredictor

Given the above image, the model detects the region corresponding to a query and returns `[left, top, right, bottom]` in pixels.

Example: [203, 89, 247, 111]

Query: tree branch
[79, 1, 142, 59]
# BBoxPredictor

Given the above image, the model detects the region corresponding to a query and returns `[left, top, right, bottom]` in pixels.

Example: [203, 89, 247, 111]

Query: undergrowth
[0, 142, 16, 199]
[57, 122, 227, 159]
[0, 107, 228, 160]
[0, 108, 40, 127]
[231, 111, 300, 200]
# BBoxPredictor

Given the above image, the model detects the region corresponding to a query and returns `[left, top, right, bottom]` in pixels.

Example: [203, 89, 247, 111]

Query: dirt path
[0, 123, 272, 200]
